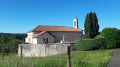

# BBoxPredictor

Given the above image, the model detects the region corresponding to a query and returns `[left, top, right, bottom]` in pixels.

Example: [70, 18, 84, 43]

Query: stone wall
[50, 31, 83, 43]
[37, 33, 55, 44]
[25, 31, 83, 44]
[18, 43, 71, 57]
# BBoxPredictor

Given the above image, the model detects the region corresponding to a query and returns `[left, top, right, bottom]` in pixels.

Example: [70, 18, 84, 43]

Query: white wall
[32, 38, 37, 44]
[25, 32, 34, 43]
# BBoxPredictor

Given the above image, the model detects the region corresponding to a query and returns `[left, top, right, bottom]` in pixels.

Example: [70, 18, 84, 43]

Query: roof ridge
[38, 25, 72, 27]
[33, 31, 46, 38]
[28, 25, 82, 33]
[33, 25, 41, 31]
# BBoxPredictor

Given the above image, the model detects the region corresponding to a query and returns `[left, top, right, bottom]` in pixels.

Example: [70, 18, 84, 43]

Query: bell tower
[73, 16, 78, 28]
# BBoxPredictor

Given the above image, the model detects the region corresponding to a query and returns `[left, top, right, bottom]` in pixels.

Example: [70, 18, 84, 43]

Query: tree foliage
[84, 12, 99, 38]
[0, 33, 27, 53]
[100, 28, 120, 48]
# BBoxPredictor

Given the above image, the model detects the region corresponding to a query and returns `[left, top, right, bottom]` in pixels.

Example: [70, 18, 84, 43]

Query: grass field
[0, 50, 114, 67]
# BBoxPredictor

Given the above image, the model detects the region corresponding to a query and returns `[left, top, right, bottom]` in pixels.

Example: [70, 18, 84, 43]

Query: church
[25, 16, 83, 44]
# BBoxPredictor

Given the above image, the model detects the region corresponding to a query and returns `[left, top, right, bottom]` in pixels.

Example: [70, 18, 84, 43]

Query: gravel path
[107, 48, 120, 67]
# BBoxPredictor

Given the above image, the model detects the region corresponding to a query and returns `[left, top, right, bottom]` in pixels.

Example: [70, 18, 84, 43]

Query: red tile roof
[33, 31, 56, 38]
[33, 31, 46, 38]
[28, 25, 82, 32]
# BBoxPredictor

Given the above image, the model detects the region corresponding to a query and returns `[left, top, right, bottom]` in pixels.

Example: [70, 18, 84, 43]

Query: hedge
[100, 28, 120, 48]
[75, 38, 106, 51]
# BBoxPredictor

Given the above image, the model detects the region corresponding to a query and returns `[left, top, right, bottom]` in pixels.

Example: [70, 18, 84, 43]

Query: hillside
[0, 33, 27, 53]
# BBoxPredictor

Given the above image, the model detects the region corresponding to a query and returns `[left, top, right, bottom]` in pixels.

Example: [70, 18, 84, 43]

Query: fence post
[21, 45, 22, 58]
[67, 46, 71, 67]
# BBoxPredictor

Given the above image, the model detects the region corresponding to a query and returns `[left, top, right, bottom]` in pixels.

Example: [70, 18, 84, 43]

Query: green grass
[0, 50, 114, 67]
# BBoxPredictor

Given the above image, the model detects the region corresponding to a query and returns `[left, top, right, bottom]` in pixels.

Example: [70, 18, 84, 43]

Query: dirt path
[107, 48, 120, 67]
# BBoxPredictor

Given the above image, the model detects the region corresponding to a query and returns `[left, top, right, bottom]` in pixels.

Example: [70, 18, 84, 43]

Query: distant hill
[0, 33, 27, 40]
[0, 33, 27, 53]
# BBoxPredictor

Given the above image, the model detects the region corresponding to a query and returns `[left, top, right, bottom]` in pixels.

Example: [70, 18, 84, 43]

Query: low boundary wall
[18, 43, 72, 57]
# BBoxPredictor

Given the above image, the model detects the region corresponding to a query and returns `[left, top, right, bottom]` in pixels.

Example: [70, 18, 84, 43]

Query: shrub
[95, 34, 105, 38]
[100, 28, 120, 48]
[75, 38, 106, 51]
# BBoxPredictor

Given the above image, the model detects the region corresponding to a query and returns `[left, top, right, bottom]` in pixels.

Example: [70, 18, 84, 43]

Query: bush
[95, 34, 105, 38]
[100, 28, 120, 48]
[75, 38, 106, 51]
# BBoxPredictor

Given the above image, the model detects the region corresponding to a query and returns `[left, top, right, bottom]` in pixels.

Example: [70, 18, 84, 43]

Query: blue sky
[0, 0, 120, 33]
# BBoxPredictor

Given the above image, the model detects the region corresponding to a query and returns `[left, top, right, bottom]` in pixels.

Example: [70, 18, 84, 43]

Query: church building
[25, 16, 83, 44]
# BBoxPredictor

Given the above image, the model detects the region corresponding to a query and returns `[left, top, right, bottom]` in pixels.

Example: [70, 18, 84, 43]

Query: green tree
[0, 33, 26, 53]
[100, 28, 120, 48]
[84, 13, 92, 38]
[84, 12, 99, 38]
[92, 12, 99, 37]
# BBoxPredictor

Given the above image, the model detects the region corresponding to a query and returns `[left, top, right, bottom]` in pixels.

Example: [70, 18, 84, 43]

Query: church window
[43, 38, 48, 44]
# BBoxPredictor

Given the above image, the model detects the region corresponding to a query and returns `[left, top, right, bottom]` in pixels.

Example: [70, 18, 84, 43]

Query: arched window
[74, 21, 76, 26]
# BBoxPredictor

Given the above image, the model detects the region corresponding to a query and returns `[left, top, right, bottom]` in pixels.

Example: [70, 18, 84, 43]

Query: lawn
[0, 50, 114, 67]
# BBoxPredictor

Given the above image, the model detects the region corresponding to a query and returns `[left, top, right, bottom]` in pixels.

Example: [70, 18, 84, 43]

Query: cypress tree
[84, 13, 92, 38]
[84, 12, 99, 38]
[92, 12, 99, 37]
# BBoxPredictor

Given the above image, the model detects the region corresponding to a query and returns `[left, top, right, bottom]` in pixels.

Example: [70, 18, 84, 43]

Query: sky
[0, 0, 120, 33]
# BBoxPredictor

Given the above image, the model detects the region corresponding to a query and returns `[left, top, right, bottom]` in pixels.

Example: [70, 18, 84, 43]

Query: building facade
[25, 17, 83, 44]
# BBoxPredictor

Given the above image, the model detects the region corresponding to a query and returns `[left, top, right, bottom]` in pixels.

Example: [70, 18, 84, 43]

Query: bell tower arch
[73, 16, 78, 28]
